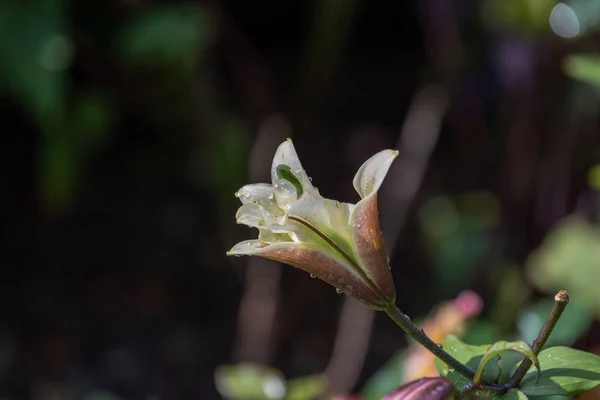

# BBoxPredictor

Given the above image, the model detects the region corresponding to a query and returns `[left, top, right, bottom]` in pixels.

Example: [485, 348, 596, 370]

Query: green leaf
[564, 54, 600, 90]
[285, 374, 326, 400]
[435, 335, 498, 389]
[495, 388, 529, 399]
[475, 341, 540, 383]
[520, 347, 600, 396]
[361, 351, 405, 400]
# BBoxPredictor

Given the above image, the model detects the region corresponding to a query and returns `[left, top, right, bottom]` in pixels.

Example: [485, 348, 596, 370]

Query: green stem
[504, 290, 570, 389]
[385, 304, 504, 394]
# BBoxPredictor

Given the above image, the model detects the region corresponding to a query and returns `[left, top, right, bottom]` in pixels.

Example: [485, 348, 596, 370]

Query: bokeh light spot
[549, 3, 580, 38]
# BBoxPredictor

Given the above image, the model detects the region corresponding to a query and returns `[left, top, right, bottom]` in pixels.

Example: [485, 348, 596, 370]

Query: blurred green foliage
[527, 217, 600, 317]
[564, 54, 600, 91]
[0, 0, 68, 120]
[117, 4, 213, 74]
[482, 0, 555, 36]
[215, 363, 326, 400]
[419, 192, 499, 295]
[517, 298, 592, 348]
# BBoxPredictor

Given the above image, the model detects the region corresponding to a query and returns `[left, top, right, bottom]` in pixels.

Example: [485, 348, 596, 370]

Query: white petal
[227, 240, 269, 256]
[286, 188, 355, 256]
[352, 149, 399, 199]
[270, 216, 325, 244]
[235, 204, 265, 228]
[272, 180, 298, 210]
[258, 229, 291, 244]
[270, 139, 314, 208]
[236, 183, 284, 223]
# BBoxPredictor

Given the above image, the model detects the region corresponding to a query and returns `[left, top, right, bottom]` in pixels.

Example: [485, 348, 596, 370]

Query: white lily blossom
[227, 139, 399, 309]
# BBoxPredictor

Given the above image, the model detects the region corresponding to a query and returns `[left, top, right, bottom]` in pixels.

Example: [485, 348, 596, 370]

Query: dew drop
[243, 192, 251, 199]
[309, 273, 316, 279]
[308, 177, 313, 182]
[336, 288, 343, 295]
[356, 223, 362, 228]
[267, 192, 274, 199]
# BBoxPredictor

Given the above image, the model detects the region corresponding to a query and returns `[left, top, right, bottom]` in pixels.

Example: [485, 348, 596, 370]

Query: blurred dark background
[2, 0, 600, 399]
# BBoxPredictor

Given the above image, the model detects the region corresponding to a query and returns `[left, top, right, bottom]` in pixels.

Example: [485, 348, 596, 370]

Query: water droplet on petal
[356, 223, 362, 228]
[309, 273, 316, 279]
[336, 288, 343, 294]
[308, 177, 313, 182]
[267, 192, 274, 199]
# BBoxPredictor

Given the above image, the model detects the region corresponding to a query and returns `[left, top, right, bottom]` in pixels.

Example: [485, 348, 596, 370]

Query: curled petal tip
[353, 149, 399, 199]
[227, 240, 267, 257]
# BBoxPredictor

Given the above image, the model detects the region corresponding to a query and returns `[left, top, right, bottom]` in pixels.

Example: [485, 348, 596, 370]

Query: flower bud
[381, 377, 454, 400]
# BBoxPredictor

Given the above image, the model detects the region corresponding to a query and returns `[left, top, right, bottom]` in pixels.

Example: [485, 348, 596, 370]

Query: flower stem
[385, 304, 506, 395]
[504, 289, 570, 389]
[385, 305, 478, 383]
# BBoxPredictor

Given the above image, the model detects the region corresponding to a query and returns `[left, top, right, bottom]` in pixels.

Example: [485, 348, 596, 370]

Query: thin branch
[504, 290, 570, 389]
[385, 305, 475, 381]
[385, 304, 505, 396]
